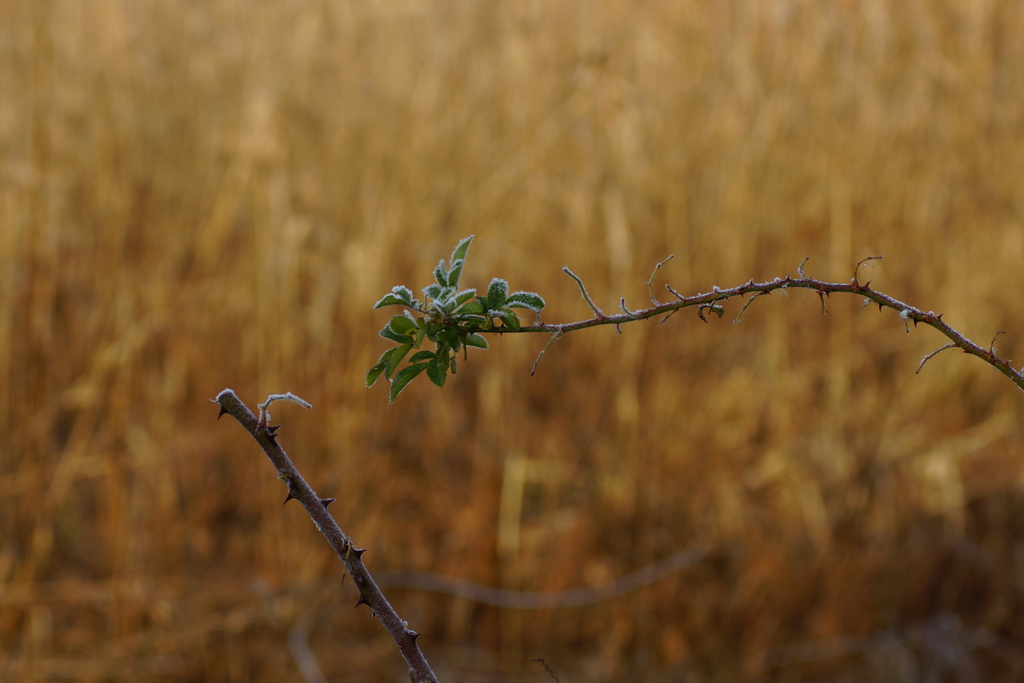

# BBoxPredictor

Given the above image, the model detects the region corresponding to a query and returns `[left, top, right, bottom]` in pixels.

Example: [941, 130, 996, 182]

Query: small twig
[733, 291, 766, 324]
[853, 255, 883, 286]
[257, 392, 312, 429]
[659, 309, 680, 325]
[646, 254, 674, 305]
[797, 256, 810, 278]
[917, 344, 956, 374]
[990, 331, 1005, 355]
[563, 266, 605, 318]
[619, 297, 641, 319]
[531, 329, 565, 376]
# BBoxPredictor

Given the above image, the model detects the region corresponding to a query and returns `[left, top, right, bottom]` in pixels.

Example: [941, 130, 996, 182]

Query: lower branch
[213, 389, 439, 683]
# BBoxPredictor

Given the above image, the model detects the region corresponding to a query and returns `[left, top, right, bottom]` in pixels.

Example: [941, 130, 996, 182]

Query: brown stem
[514, 274, 1024, 393]
[212, 389, 439, 683]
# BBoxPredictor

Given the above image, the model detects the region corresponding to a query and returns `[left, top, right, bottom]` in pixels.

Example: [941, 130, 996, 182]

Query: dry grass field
[3, 0, 1024, 680]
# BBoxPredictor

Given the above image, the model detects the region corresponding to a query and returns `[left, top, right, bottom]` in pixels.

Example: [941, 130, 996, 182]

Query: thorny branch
[514, 257, 1024, 393]
[212, 389, 439, 683]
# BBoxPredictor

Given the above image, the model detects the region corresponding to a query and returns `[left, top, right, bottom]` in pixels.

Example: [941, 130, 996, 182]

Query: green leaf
[388, 315, 417, 336]
[506, 291, 546, 312]
[498, 308, 521, 331]
[410, 350, 436, 363]
[386, 343, 412, 379]
[392, 285, 415, 305]
[464, 333, 488, 349]
[426, 357, 447, 387]
[379, 325, 408, 344]
[450, 235, 474, 267]
[374, 293, 406, 309]
[452, 288, 476, 309]
[366, 363, 387, 388]
[460, 300, 484, 315]
[433, 289, 458, 312]
[443, 327, 462, 352]
[433, 259, 449, 287]
[373, 346, 400, 366]
[447, 259, 465, 289]
[389, 363, 427, 403]
[423, 283, 444, 300]
[487, 278, 509, 308]
[374, 285, 417, 309]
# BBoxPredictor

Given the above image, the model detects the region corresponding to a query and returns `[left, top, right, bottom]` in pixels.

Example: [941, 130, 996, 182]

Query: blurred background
[3, 0, 1024, 680]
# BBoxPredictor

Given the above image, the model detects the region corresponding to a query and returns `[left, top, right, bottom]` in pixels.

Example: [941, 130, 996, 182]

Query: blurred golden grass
[3, 0, 1024, 680]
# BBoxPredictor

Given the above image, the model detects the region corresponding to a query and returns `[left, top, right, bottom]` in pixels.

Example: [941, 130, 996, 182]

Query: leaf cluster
[366, 236, 546, 402]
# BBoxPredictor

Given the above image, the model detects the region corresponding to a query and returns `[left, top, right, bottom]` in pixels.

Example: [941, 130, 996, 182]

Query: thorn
[616, 323, 622, 334]
[217, 406, 227, 420]
[320, 497, 336, 508]
[341, 575, 345, 587]
[352, 547, 368, 558]
[265, 425, 281, 442]
[283, 491, 296, 505]
[355, 595, 369, 609]
[877, 302, 883, 312]
[406, 629, 420, 642]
